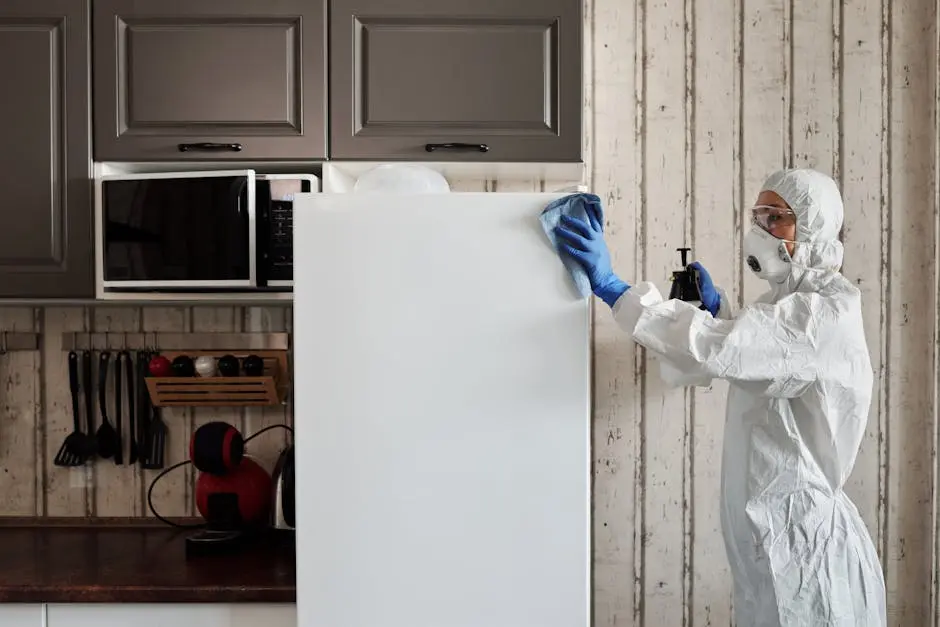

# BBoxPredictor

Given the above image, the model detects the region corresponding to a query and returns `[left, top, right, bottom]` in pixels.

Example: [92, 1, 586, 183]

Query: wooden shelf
[145, 350, 289, 407]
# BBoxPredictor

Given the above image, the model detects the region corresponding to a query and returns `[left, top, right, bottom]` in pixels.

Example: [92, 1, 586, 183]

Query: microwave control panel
[260, 176, 315, 285]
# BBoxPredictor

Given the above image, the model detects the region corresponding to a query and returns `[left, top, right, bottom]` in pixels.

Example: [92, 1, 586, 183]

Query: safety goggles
[751, 205, 796, 235]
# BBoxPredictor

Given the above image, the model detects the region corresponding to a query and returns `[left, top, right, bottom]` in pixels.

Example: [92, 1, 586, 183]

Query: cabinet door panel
[330, 0, 582, 162]
[0, 0, 93, 298]
[94, 0, 327, 161]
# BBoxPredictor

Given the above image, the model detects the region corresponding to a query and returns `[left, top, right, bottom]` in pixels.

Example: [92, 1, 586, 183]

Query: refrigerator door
[293, 192, 590, 627]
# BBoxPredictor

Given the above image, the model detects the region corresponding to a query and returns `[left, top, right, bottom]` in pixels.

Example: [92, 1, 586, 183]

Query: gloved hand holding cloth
[539, 193, 629, 307]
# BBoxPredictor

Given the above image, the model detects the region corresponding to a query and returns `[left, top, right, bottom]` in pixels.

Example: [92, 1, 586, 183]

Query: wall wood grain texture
[583, 0, 939, 624]
[0, 0, 937, 624]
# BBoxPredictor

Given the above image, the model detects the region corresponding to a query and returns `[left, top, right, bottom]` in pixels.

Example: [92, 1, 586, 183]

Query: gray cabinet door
[93, 0, 327, 161]
[330, 0, 582, 162]
[0, 0, 94, 298]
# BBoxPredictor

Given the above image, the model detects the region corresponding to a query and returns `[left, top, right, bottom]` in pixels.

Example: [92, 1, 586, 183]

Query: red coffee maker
[185, 421, 273, 557]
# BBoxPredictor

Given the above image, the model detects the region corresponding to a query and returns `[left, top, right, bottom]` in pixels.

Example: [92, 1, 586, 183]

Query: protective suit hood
[759, 168, 845, 297]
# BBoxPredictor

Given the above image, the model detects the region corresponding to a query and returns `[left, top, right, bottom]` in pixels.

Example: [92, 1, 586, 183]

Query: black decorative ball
[171, 355, 195, 377]
[242, 354, 264, 376]
[218, 354, 240, 377]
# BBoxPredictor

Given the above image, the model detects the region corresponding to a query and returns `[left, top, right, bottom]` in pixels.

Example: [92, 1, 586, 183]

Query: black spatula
[53, 351, 96, 466]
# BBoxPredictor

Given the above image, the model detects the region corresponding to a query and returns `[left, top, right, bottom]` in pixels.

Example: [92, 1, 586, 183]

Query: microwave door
[101, 170, 256, 290]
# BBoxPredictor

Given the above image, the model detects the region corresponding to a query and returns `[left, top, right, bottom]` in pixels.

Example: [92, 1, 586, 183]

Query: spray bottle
[668, 247, 702, 307]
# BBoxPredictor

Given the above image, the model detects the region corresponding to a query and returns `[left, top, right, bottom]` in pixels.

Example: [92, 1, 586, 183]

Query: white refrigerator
[292, 192, 591, 627]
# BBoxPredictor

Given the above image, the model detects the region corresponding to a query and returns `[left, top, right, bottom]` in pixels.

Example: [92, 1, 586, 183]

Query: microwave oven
[97, 170, 317, 292]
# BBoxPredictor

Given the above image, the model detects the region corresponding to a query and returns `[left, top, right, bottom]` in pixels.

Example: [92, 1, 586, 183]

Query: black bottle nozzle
[677, 247, 692, 268]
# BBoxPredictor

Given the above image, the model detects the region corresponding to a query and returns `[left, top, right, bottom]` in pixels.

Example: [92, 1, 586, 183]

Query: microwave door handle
[227, 177, 256, 287]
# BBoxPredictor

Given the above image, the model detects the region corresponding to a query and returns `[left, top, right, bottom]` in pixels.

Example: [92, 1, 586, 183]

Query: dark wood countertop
[0, 519, 295, 603]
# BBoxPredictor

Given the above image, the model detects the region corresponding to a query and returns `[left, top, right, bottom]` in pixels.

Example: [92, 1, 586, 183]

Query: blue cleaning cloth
[539, 192, 603, 298]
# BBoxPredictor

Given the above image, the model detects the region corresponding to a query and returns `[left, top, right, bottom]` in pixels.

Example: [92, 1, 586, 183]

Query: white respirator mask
[743, 225, 792, 282]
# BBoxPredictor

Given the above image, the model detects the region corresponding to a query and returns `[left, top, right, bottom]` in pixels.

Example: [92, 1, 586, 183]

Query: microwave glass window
[103, 176, 251, 282]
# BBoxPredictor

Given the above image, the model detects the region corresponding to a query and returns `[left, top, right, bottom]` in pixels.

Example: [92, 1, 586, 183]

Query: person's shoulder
[769, 277, 864, 350]
[797, 277, 873, 379]
[792, 273, 862, 313]
[818, 272, 861, 300]
[741, 274, 861, 324]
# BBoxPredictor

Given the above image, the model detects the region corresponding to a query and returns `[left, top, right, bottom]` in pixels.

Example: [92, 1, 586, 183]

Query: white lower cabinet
[45, 603, 296, 627]
[0, 604, 43, 627]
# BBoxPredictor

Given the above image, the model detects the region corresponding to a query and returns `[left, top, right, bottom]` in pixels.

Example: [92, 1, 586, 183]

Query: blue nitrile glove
[554, 206, 630, 308]
[690, 261, 720, 317]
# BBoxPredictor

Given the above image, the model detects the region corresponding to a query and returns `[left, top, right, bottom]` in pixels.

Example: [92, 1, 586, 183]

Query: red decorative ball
[195, 456, 272, 526]
[148, 355, 172, 377]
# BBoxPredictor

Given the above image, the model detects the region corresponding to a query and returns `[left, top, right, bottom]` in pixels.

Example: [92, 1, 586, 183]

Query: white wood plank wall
[0, 0, 938, 624]
[585, 0, 938, 624]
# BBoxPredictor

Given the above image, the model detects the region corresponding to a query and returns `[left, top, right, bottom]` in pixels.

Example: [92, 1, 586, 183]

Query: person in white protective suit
[554, 168, 887, 626]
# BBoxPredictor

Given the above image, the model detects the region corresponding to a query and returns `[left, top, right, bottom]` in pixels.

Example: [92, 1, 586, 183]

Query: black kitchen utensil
[139, 350, 166, 470]
[144, 404, 167, 470]
[114, 351, 125, 465]
[137, 351, 151, 466]
[137, 351, 150, 465]
[95, 351, 120, 459]
[82, 350, 94, 438]
[127, 351, 139, 465]
[53, 351, 96, 467]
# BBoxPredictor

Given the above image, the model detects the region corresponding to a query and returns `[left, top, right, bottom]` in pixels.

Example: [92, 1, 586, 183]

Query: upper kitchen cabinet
[0, 0, 94, 298]
[330, 0, 582, 162]
[93, 0, 327, 161]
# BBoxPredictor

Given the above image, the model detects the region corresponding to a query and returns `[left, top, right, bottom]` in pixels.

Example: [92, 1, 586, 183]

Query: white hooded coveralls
[611, 169, 886, 626]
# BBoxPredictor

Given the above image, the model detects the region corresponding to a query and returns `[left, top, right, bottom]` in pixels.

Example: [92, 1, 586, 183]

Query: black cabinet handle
[178, 142, 243, 152]
[425, 143, 489, 153]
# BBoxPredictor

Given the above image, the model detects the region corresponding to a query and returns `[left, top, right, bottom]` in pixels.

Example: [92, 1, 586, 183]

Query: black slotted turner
[53, 351, 95, 466]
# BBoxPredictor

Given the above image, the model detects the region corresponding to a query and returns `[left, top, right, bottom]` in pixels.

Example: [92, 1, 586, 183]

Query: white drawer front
[46, 603, 296, 627]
